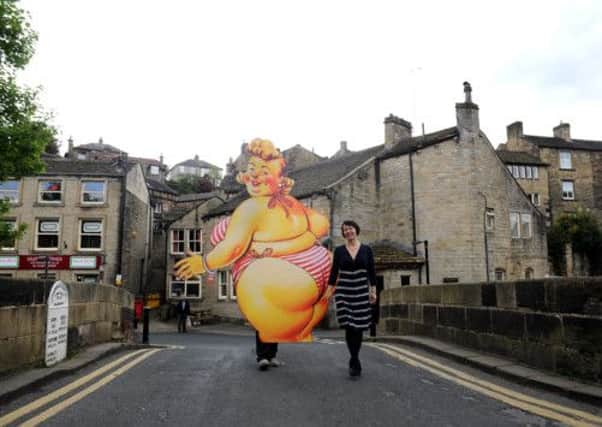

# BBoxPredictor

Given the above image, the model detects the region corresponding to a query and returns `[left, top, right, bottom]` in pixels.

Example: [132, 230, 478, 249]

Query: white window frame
[520, 213, 532, 238]
[150, 165, 160, 175]
[35, 218, 60, 250]
[0, 180, 20, 203]
[507, 165, 512, 174]
[532, 166, 539, 179]
[562, 180, 575, 200]
[170, 228, 202, 255]
[529, 193, 540, 206]
[1, 219, 17, 250]
[510, 212, 520, 239]
[526, 166, 532, 179]
[559, 151, 572, 170]
[188, 229, 202, 253]
[78, 219, 103, 251]
[153, 202, 163, 214]
[218, 270, 229, 300]
[38, 180, 63, 203]
[494, 269, 506, 281]
[512, 165, 519, 178]
[519, 165, 526, 179]
[81, 180, 106, 204]
[170, 276, 202, 299]
[485, 208, 495, 231]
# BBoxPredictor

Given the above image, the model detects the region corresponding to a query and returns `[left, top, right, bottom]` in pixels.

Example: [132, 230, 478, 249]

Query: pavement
[1, 320, 601, 406]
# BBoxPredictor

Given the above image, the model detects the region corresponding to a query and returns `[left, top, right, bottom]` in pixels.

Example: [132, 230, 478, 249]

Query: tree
[548, 209, 602, 276]
[1, 0, 56, 246]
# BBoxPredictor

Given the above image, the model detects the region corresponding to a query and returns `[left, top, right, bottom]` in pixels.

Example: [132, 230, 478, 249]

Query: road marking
[18, 349, 160, 427]
[369, 343, 602, 427]
[0, 349, 148, 426]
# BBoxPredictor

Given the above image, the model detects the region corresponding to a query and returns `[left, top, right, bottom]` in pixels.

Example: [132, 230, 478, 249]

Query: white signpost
[45, 281, 69, 367]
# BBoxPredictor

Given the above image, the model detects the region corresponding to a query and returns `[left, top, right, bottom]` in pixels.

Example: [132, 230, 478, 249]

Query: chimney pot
[456, 82, 480, 138]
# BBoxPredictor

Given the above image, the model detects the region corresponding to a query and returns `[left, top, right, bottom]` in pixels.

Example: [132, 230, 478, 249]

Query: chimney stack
[194, 154, 199, 161]
[455, 81, 480, 139]
[553, 122, 571, 141]
[506, 121, 523, 142]
[384, 114, 412, 150]
[68, 137, 74, 158]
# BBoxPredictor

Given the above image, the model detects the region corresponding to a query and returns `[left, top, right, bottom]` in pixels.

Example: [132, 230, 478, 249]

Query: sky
[18, 0, 602, 171]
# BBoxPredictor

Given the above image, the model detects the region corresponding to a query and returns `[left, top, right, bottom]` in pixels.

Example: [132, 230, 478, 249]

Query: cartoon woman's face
[242, 157, 282, 196]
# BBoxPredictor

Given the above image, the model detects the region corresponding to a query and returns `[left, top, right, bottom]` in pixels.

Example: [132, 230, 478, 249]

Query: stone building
[499, 121, 602, 226]
[167, 155, 222, 184]
[0, 158, 152, 295]
[232, 142, 324, 175]
[183, 83, 548, 322]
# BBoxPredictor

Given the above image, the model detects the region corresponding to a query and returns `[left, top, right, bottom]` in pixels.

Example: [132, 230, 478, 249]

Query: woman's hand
[174, 249, 206, 280]
[369, 286, 377, 304]
[321, 285, 336, 301]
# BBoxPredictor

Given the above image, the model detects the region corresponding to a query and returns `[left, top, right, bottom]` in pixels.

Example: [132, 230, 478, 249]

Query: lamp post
[478, 192, 490, 283]
[414, 240, 430, 284]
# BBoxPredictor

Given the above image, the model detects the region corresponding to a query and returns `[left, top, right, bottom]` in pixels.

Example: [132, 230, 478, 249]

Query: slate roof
[130, 156, 164, 166]
[524, 135, 602, 152]
[377, 127, 459, 160]
[176, 192, 221, 203]
[496, 150, 548, 166]
[76, 142, 123, 153]
[370, 240, 424, 268]
[206, 144, 385, 218]
[42, 159, 124, 177]
[160, 206, 193, 224]
[146, 179, 177, 195]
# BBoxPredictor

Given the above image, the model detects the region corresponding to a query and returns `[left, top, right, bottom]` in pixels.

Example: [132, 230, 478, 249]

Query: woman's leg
[345, 327, 363, 374]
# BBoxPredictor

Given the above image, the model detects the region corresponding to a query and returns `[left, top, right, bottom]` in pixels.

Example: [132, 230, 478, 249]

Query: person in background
[175, 293, 191, 333]
[323, 220, 377, 377]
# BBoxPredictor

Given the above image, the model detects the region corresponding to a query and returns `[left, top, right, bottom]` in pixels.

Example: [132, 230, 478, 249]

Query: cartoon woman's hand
[174, 249, 206, 279]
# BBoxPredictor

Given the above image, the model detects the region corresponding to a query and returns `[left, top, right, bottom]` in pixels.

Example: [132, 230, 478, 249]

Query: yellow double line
[0, 348, 160, 427]
[369, 343, 602, 427]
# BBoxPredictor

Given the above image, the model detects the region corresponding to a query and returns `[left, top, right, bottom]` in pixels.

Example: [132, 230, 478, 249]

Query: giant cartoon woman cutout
[175, 139, 332, 342]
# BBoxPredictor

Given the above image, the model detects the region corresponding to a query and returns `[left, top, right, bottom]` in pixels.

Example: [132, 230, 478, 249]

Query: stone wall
[0, 279, 134, 374]
[379, 278, 602, 383]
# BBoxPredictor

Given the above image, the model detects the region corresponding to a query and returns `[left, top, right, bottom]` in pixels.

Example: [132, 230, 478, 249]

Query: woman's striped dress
[328, 244, 377, 330]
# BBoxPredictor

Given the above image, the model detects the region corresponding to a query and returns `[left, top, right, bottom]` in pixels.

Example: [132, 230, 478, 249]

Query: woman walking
[324, 220, 377, 377]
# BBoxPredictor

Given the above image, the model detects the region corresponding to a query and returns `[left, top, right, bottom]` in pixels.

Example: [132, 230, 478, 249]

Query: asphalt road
[1, 331, 601, 427]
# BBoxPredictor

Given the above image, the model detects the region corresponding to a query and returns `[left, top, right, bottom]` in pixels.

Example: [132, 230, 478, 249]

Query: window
[562, 180, 575, 200]
[510, 212, 532, 239]
[400, 275, 410, 286]
[36, 219, 60, 250]
[510, 212, 520, 239]
[170, 228, 202, 254]
[79, 220, 103, 250]
[0, 180, 20, 203]
[81, 181, 106, 204]
[153, 203, 163, 214]
[507, 165, 512, 174]
[529, 193, 540, 206]
[532, 166, 539, 179]
[559, 151, 572, 169]
[76, 153, 87, 160]
[170, 276, 201, 298]
[150, 165, 160, 175]
[525, 268, 534, 280]
[38, 180, 63, 203]
[486, 208, 495, 231]
[494, 269, 506, 281]
[526, 166, 532, 179]
[1, 219, 16, 250]
[520, 214, 532, 238]
[519, 166, 526, 179]
[512, 165, 519, 178]
[76, 273, 99, 283]
[218, 270, 232, 300]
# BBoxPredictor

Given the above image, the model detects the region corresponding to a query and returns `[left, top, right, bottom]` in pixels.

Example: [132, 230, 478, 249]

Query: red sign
[18, 255, 101, 270]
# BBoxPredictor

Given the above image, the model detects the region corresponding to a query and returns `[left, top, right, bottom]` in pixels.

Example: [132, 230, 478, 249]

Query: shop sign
[70, 256, 98, 269]
[0, 256, 19, 268]
[19, 255, 70, 270]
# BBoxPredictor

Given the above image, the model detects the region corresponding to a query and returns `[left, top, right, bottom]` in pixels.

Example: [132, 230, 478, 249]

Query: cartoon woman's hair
[236, 138, 294, 194]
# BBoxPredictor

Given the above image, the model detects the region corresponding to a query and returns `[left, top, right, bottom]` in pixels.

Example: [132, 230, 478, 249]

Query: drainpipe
[117, 154, 128, 285]
[478, 192, 490, 283]
[409, 151, 417, 256]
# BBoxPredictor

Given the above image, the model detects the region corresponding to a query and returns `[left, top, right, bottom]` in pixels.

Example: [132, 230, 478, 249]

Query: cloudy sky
[18, 0, 602, 171]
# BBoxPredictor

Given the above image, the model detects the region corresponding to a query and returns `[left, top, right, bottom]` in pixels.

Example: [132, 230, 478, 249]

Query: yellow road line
[373, 343, 602, 425]
[0, 349, 147, 426]
[370, 343, 601, 427]
[19, 349, 160, 427]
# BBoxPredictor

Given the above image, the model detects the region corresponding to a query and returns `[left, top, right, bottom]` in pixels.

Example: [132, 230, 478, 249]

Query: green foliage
[0, 0, 56, 245]
[167, 175, 215, 195]
[548, 209, 602, 275]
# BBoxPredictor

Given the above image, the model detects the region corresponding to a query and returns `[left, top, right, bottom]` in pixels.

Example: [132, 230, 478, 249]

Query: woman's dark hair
[341, 220, 360, 235]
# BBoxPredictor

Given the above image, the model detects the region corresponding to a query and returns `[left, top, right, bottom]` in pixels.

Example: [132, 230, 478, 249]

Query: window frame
[559, 151, 572, 170]
[494, 268, 506, 281]
[38, 180, 63, 204]
[150, 165, 160, 175]
[562, 180, 575, 200]
[485, 208, 495, 231]
[520, 213, 532, 238]
[510, 212, 520, 239]
[81, 180, 107, 205]
[0, 180, 21, 204]
[218, 270, 230, 300]
[78, 219, 103, 251]
[170, 228, 202, 255]
[35, 218, 61, 251]
[525, 268, 534, 280]
[169, 276, 202, 299]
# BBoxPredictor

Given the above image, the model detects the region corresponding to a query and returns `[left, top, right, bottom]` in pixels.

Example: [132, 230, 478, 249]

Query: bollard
[142, 307, 150, 344]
